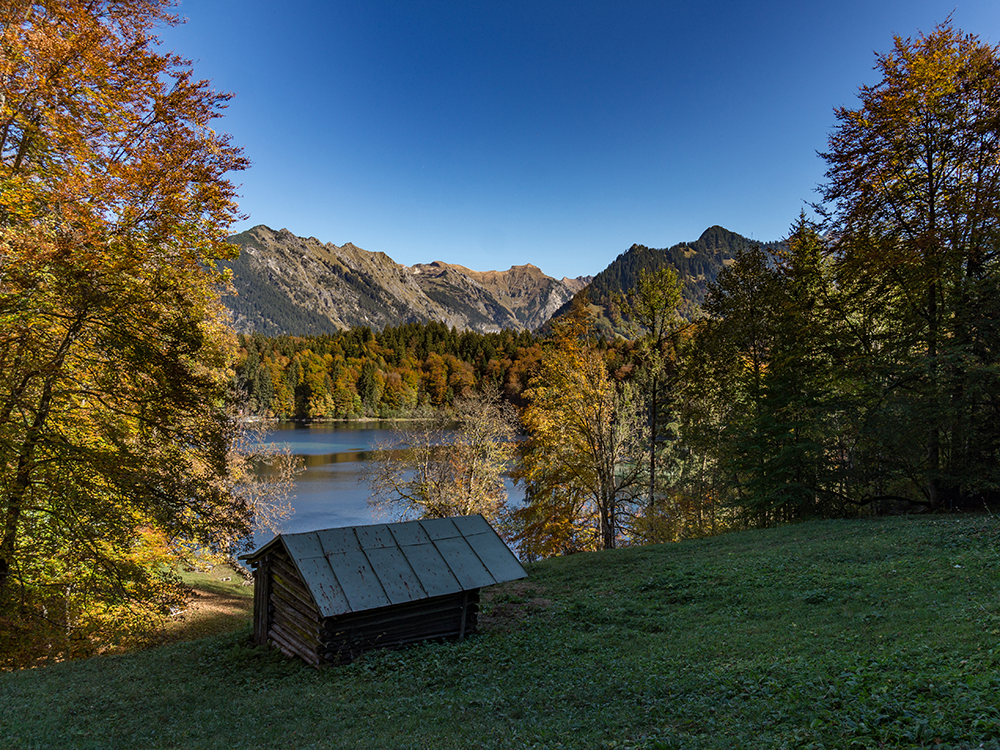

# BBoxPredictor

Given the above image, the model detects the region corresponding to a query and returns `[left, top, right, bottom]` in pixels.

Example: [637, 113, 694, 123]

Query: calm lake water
[256, 422, 522, 546]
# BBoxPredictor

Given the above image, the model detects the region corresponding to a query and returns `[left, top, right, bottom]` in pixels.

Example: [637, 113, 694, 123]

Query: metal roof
[244, 515, 527, 619]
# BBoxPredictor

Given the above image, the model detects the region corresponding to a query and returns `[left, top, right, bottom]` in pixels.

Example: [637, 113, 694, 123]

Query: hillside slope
[221, 225, 589, 335]
[552, 225, 784, 334]
[3, 515, 998, 749]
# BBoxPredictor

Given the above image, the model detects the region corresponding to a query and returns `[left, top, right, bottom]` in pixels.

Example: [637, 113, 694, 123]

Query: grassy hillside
[2, 516, 999, 749]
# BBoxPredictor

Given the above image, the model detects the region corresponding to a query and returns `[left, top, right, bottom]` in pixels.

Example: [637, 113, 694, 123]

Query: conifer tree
[820, 21, 1000, 509]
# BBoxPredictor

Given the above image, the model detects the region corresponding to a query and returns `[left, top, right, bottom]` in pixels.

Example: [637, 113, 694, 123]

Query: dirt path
[157, 581, 253, 644]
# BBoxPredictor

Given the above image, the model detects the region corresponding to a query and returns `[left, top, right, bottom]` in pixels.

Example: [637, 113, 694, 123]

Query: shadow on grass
[155, 566, 253, 645]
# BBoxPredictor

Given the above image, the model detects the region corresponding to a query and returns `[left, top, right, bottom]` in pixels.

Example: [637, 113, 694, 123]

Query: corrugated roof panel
[316, 526, 361, 555]
[282, 532, 325, 560]
[366, 546, 426, 604]
[464, 532, 528, 583]
[294, 555, 352, 617]
[355, 524, 396, 550]
[434, 535, 496, 590]
[388, 520, 433, 547]
[420, 517, 462, 540]
[327, 550, 392, 611]
[400, 543, 463, 598]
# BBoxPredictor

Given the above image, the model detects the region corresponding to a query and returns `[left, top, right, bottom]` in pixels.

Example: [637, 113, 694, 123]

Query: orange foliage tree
[515, 301, 647, 557]
[0, 0, 251, 663]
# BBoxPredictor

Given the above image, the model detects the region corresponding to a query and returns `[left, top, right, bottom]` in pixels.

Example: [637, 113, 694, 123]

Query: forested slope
[550, 225, 783, 334]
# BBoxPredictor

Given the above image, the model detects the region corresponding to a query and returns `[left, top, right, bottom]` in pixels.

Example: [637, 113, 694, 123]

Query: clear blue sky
[160, 0, 999, 279]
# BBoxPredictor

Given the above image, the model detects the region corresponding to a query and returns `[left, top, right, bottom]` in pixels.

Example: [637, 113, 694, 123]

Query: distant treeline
[234, 321, 546, 419]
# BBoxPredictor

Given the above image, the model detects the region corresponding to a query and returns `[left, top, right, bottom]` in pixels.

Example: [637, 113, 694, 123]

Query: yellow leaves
[0, 1, 252, 663]
[1, 0, 246, 258]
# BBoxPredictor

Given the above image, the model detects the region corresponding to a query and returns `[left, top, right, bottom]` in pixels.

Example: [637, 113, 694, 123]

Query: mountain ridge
[221, 224, 781, 337]
[221, 225, 592, 335]
[549, 225, 785, 335]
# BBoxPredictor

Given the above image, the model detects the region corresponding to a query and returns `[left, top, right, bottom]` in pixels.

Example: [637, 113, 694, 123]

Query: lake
[255, 422, 522, 546]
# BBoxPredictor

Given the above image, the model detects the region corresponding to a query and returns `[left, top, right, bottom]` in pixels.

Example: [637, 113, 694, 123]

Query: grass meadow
[2, 514, 999, 749]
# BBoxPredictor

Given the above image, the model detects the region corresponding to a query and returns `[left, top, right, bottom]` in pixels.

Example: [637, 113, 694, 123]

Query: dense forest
[235, 322, 545, 419]
[546, 225, 786, 336]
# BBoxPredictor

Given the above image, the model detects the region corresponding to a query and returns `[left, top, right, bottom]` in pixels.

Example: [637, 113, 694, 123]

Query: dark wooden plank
[419, 517, 461, 540]
[271, 571, 319, 618]
[293, 555, 351, 618]
[321, 593, 467, 632]
[354, 524, 396, 550]
[365, 546, 426, 605]
[252, 569, 270, 646]
[388, 520, 432, 547]
[321, 590, 468, 622]
[450, 514, 491, 536]
[282, 531, 325, 560]
[269, 630, 297, 659]
[316, 526, 361, 555]
[271, 595, 320, 634]
[399, 543, 462, 598]
[462, 532, 527, 584]
[272, 607, 320, 645]
[272, 606, 320, 644]
[269, 621, 319, 666]
[269, 555, 310, 590]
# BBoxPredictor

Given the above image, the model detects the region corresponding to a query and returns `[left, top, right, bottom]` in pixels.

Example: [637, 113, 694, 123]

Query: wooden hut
[240, 514, 527, 665]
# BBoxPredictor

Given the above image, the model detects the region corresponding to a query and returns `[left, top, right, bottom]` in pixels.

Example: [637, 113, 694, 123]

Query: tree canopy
[820, 21, 1000, 510]
[0, 0, 251, 664]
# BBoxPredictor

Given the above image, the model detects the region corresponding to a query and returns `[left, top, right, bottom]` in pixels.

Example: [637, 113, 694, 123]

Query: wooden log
[272, 595, 322, 638]
[269, 620, 320, 666]
[252, 569, 270, 645]
[323, 607, 461, 636]
[271, 576, 322, 623]
[272, 606, 320, 646]
[319, 592, 472, 632]
[270, 573, 314, 612]
[268, 622, 304, 658]
[319, 626, 471, 661]
[269, 557, 314, 600]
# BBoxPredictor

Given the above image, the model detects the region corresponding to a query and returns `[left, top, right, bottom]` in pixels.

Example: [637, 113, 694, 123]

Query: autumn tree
[612, 266, 684, 539]
[819, 21, 1000, 510]
[677, 244, 788, 525]
[676, 227, 857, 526]
[364, 385, 520, 531]
[0, 0, 251, 662]
[516, 300, 646, 556]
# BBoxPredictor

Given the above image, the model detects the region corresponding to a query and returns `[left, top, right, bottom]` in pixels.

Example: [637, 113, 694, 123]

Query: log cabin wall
[251, 559, 269, 646]
[266, 546, 324, 665]
[251, 544, 482, 665]
[241, 516, 527, 666]
[320, 589, 479, 665]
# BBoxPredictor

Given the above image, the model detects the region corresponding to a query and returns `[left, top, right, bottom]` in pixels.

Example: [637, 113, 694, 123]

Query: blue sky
[161, 1, 1000, 279]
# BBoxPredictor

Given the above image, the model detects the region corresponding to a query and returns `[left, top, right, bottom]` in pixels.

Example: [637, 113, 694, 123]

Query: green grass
[2, 515, 999, 749]
[153, 565, 254, 646]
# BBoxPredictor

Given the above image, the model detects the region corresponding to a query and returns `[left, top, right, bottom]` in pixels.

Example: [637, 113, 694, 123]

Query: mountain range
[555, 225, 785, 335]
[222, 225, 589, 335]
[221, 224, 776, 335]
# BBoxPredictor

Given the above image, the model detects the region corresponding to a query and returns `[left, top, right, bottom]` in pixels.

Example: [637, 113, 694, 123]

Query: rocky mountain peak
[221, 225, 589, 335]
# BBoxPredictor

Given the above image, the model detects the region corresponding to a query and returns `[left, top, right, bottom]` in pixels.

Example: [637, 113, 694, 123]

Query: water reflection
[299, 450, 374, 468]
[252, 423, 396, 546]
[254, 422, 522, 548]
